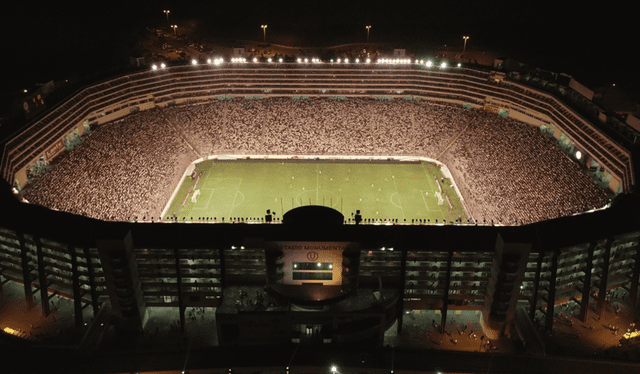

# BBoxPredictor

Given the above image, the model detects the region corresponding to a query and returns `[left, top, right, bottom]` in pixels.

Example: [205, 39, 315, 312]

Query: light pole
[261, 25, 268, 43]
[366, 25, 371, 43]
[462, 36, 469, 53]
[163, 10, 170, 28]
[171, 24, 178, 36]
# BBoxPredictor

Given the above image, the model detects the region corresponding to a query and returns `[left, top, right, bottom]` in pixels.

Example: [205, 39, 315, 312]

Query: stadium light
[337, 58, 341, 63]
[163, 10, 170, 27]
[151, 64, 158, 70]
[426, 60, 433, 68]
[366, 58, 371, 63]
[171, 24, 178, 36]
[440, 62, 447, 68]
[160, 63, 166, 69]
[297, 58, 302, 63]
[261, 24, 268, 43]
[366, 25, 371, 42]
[191, 59, 198, 65]
[463, 36, 469, 53]
[345, 58, 349, 63]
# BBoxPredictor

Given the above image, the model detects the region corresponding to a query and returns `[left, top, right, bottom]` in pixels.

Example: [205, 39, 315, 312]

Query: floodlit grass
[164, 159, 466, 223]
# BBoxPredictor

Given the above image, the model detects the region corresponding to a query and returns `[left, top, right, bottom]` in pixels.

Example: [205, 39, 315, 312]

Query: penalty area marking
[228, 178, 244, 217]
[232, 191, 245, 208]
[421, 190, 436, 211]
[191, 188, 215, 210]
[390, 192, 402, 209]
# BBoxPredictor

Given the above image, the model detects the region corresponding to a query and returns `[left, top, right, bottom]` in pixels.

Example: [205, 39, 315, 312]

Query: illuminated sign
[271, 241, 350, 286]
[45, 139, 65, 161]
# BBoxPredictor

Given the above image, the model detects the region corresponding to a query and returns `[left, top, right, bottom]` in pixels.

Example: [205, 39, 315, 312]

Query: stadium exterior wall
[1, 193, 640, 342]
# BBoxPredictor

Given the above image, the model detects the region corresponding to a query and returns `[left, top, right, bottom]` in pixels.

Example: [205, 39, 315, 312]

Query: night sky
[3, 1, 637, 98]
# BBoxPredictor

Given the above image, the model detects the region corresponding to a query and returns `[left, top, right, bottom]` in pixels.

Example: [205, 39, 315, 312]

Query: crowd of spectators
[441, 109, 608, 224]
[22, 97, 609, 223]
[163, 98, 468, 158]
[22, 109, 192, 220]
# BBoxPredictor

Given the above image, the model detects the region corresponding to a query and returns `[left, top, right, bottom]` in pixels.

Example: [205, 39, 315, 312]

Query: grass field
[163, 159, 467, 223]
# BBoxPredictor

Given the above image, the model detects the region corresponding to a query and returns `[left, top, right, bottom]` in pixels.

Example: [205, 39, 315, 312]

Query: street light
[261, 25, 268, 43]
[171, 24, 178, 36]
[462, 36, 469, 53]
[366, 25, 371, 42]
[163, 10, 170, 27]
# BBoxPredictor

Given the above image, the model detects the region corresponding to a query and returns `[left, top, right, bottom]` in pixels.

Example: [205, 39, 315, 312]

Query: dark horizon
[3, 1, 637, 99]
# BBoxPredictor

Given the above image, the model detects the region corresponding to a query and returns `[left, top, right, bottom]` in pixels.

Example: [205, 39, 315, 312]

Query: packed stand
[22, 98, 609, 223]
[441, 109, 608, 224]
[22, 108, 193, 221]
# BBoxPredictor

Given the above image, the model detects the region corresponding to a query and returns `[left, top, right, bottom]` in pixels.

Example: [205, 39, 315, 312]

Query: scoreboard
[272, 241, 351, 286]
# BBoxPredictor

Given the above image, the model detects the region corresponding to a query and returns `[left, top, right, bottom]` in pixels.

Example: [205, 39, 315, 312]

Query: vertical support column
[439, 250, 453, 334]
[17, 232, 34, 310]
[174, 247, 185, 333]
[378, 311, 386, 347]
[529, 251, 544, 321]
[96, 230, 146, 334]
[544, 250, 559, 334]
[218, 247, 226, 288]
[35, 237, 51, 317]
[579, 242, 595, 323]
[396, 247, 407, 335]
[70, 245, 83, 327]
[628, 244, 640, 310]
[83, 247, 100, 317]
[596, 238, 612, 317]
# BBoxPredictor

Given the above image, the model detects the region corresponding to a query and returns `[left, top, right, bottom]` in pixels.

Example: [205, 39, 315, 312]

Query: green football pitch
[163, 159, 467, 223]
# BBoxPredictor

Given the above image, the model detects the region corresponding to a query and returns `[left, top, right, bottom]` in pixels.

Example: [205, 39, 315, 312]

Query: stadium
[1, 54, 640, 372]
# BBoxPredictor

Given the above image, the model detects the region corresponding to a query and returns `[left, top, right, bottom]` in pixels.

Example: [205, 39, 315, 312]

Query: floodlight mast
[172, 24, 178, 36]
[366, 25, 371, 43]
[261, 25, 268, 43]
[463, 36, 469, 53]
[163, 10, 170, 27]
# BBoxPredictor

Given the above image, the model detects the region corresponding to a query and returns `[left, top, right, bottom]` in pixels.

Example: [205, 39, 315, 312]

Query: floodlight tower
[366, 25, 371, 42]
[163, 10, 170, 27]
[172, 24, 178, 36]
[462, 36, 469, 53]
[261, 25, 268, 43]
